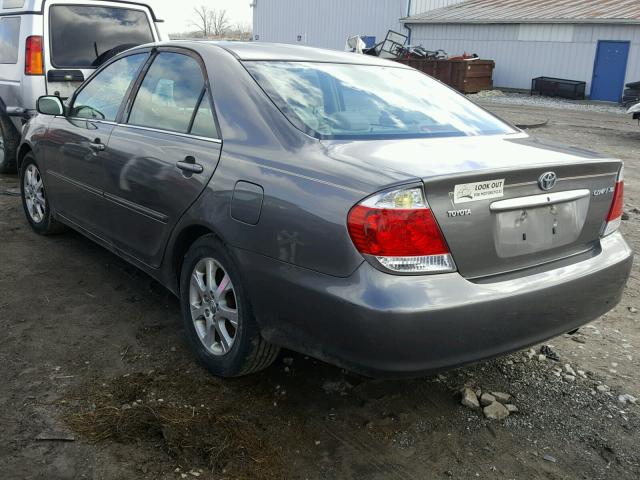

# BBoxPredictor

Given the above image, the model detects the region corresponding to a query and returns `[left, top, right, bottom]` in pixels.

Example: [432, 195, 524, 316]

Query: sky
[147, 0, 254, 34]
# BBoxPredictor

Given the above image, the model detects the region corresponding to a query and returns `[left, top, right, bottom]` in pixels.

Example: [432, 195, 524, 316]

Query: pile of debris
[460, 387, 517, 420]
[623, 80, 640, 107]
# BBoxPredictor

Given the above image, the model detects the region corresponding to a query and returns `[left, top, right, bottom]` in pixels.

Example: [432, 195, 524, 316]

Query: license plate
[493, 199, 589, 258]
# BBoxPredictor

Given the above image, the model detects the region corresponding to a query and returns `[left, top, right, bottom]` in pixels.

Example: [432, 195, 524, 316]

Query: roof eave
[400, 17, 640, 25]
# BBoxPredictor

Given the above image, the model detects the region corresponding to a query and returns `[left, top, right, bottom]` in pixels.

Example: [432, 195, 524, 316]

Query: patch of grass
[64, 372, 285, 479]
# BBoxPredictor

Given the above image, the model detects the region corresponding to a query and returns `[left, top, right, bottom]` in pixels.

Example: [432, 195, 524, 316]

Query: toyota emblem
[538, 171, 557, 191]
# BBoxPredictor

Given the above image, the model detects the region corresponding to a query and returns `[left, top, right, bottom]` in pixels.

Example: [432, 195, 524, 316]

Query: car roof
[162, 40, 408, 67]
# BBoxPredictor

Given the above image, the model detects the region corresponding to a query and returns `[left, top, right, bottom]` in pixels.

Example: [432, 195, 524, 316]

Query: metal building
[250, 1, 462, 49]
[403, 0, 640, 101]
[251, 0, 409, 50]
[252, 0, 640, 101]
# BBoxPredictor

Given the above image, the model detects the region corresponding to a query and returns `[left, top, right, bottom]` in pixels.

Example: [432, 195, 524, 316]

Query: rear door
[102, 49, 222, 267]
[43, 1, 157, 99]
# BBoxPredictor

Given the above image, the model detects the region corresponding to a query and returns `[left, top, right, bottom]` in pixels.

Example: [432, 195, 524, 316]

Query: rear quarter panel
[166, 46, 415, 281]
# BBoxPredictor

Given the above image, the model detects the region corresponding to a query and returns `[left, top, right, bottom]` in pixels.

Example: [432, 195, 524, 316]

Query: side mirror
[36, 96, 65, 116]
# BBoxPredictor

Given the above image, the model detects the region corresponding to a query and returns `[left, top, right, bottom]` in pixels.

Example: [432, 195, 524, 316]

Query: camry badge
[538, 171, 557, 191]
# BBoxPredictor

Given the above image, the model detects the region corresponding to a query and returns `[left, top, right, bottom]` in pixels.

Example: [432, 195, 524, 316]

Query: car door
[102, 49, 222, 267]
[44, 52, 149, 241]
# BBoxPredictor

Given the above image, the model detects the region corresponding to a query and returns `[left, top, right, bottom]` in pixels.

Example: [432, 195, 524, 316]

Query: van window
[0, 17, 20, 64]
[128, 52, 206, 134]
[49, 5, 154, 68]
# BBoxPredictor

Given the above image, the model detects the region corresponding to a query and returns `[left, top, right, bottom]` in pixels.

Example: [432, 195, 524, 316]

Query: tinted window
[50, 6, 153, 68]
[71, 54, 146, 121]
[128, 53, 205, 134]
[0, 17, 20, 64]
[190, 97, 218, 138]
[245, 62, 515, 140]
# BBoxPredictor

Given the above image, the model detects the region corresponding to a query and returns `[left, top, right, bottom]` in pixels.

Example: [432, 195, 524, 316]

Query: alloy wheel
[24, 164, 46, 223]
[189, 257, 239, 356]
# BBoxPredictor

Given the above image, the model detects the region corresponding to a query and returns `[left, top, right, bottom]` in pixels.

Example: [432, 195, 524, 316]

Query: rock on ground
[461, 388, 480, 409]
[480, 393, 496, 407]
[483, 402, 510, 420]
[491, 392, 511, 403]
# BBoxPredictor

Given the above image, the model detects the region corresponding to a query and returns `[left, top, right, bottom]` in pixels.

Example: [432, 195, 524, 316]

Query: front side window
[245, 61, 516, 140]
[0, 17, 20, 64]
[71, 54, 147, 121]
[128, 52, 206, 134]
[49, 5, 154, 68]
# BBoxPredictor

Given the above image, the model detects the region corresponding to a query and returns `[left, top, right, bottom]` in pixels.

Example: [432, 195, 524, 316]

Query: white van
[0, 0, 167, 172]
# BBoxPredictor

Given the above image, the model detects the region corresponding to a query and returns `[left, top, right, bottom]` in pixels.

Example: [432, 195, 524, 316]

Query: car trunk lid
[423, 162, 620, 279]
[322, 134, 622, 279]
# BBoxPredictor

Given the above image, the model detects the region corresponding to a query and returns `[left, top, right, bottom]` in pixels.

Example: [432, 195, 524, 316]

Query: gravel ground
[468, 90, 630, 116]
[1, 104, 639, 479]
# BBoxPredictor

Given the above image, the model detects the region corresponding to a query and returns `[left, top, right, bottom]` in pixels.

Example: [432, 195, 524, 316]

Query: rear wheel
[20, 154, 66, 235]
[179, 235, 279, 377]
[0, 126, 16, 173]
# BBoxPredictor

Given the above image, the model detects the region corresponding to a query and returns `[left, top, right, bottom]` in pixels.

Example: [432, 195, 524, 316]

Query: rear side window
[128, 52, 206, 134]
[0, 17, 20, 64]
[49, 5, 154, 68]
[71, 54, 147, 121]
[190, 97, 218, 138]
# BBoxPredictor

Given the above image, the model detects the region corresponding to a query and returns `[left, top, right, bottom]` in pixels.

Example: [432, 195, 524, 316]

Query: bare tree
[210, 9, 230, 37]
[235, 22, 252, 41]
[190, 6, 230, 38]
[191, 5, 212, 38]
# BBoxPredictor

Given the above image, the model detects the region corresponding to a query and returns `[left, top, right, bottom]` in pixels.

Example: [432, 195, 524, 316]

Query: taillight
[25, 36, 44, 75]
[602, 164, 624, 237]
[347, 186, 455, 273]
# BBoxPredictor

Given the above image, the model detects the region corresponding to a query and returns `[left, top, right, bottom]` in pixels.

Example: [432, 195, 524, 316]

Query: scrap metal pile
[345, 30, 479, 61]
[345, 30, 493, 94]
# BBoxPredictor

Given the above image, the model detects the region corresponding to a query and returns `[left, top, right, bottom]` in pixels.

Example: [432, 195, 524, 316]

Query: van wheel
[0, 126, 17, 173]
[20, 154, 66, 234]
[179, 235, 280, 377]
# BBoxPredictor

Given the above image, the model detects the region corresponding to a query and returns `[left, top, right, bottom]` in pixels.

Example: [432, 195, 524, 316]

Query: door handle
[176, 156, 203, 174]
[89, 138, 105, 152]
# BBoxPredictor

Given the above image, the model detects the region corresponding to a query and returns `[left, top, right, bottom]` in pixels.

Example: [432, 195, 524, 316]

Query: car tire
[20, 153, 66, 235]
[179, 235, 280, 377]
[0, 125, 17, 174]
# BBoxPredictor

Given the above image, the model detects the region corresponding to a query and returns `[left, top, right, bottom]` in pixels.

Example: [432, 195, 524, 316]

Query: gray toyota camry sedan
[18, 41, 632, 377]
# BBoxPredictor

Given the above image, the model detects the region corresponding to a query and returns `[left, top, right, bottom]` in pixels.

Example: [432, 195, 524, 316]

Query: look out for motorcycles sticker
[453, 179, 505, 204]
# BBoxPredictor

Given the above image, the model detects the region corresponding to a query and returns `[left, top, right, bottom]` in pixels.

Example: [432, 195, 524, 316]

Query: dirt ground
[1, 102, 639, 480]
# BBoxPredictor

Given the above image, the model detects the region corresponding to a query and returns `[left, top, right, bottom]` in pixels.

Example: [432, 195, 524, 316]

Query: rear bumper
[236, 232, 633, 377]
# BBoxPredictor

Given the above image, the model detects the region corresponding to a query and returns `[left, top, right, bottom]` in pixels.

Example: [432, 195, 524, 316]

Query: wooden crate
[393, 58, 495, 94]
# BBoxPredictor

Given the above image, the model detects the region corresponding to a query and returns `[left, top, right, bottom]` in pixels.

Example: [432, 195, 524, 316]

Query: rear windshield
[50, 5, 154, 68]
[0, 17, 20, 64]
[245, 61, 515, 140]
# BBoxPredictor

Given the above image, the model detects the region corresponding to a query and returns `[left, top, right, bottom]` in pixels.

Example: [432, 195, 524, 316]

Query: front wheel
[20, 154, 66, 235]
[179, 235, 280, 377]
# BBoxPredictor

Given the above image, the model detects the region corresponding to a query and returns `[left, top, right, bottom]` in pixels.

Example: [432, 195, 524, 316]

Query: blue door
[591, 41, 630, 102]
